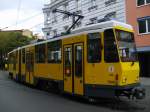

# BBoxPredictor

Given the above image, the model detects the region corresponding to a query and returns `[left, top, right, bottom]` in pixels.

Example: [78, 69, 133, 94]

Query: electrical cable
[16, 0, 22, 27]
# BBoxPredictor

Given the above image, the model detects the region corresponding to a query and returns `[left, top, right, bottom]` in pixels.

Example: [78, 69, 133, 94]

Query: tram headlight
[135, 76, 139, 82]
[122, 77, 127, 83]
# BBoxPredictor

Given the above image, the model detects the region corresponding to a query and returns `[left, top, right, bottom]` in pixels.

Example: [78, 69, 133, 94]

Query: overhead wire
[3, 0, 123, 35]
[16, 0, 22, 27]
[5, 12, 43, 29]
[29, 22, 43, 30]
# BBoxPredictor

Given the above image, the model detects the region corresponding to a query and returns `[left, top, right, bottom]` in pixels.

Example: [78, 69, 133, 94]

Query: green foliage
[0, 31, 33, 53]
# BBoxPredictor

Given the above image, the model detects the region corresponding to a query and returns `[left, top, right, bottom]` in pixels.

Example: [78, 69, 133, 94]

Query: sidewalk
[140, 77, 150, 86]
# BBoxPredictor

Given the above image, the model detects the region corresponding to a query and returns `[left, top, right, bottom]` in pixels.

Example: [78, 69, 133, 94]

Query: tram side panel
[46, 40, 63, 81]
[33, 40, 65, 90]
[12, 51, 18, 80]
[62, 34, 85, 95]
[8, 53, 14, 78]
[83, 30, 122, 98]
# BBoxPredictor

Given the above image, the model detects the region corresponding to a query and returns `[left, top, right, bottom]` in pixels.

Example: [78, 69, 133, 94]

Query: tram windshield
[115, 30, 138, 62]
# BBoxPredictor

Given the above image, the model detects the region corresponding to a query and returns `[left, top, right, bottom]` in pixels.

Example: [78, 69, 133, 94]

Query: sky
[0, 0, 50, 36]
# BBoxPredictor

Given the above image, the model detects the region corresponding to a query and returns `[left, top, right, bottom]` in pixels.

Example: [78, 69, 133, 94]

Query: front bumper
[84, 83, 145, 99]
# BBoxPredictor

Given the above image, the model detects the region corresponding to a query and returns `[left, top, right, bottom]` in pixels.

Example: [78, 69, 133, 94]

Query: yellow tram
[8, 20, 145, 99]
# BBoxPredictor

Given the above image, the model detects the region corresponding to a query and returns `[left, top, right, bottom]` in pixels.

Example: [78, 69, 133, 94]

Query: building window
[74, 10, 82, 15]
[105, 0, 117, 6]
[90, 17, 97, 24]
[64, 26, 69, 32]
[75, 0, 80, 11]
[91, 0, 96, 6]
[148, 19, 150, 32]
[138, 17, 150, 34]
[63, 3, 69, 20]
[53, 29, 57, 36]
[76, 20, 82, 28]
[147, 0, 150, 4]
[137, 0, 150, 6]
[47, 32, 50, 36]
[47, 40, 62, 63]
[63, 3, 69, 11]
[104, 11, 116, 20]
[52, 13, 57, 23]
[63, 15, 69, 20]
[88, 0, 98, 11]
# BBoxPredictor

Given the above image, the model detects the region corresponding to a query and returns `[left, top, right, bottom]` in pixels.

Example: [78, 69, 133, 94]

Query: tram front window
[116, 30, 138, 62]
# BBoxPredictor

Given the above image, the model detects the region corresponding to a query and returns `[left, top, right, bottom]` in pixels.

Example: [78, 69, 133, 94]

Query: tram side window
[87, 33, 101, 63]
[13, 52, 17, 70]
[35, 44, 46, 63]
[16, 51, 18, 63]
[104, 29, 119, 62]
[22, 48, 25, 64]
[9, 54, 13, 64]
[47, 40, 62, 63]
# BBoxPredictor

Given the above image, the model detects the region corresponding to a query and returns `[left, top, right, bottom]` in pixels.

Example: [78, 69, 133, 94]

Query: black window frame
[87, 32, 102, 63]
[35, 44, 46, 63]
[47, 40, 62, 63]
[138, 19, 147, 34]
[146, 0, 150, 4]
[138, 17, 150, 34]
[137, 0, 150, 6]
[137, 0, 145, 6]
[75, 45, 83, 77]
[64, 47, 72, 76]
[104, 29, 119, 63]
[148, 18, 150, 32]
[22, 48, 25, 64]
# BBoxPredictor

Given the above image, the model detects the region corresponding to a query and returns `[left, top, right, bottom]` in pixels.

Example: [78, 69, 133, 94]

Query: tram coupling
[130, 86, 145, 100]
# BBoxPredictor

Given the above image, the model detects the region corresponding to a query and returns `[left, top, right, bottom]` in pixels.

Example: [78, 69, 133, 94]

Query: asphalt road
[0, 71, 150, 112]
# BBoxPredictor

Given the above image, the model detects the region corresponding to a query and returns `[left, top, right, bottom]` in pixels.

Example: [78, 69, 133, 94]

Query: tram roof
[72, 20, 133, 34]
[8, 20, 133, 54]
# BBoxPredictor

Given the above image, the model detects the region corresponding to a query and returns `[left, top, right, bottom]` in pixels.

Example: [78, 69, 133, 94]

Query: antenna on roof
[52, 9, 84, 35]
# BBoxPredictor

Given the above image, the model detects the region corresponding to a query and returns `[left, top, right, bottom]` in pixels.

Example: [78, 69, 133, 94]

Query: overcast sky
[0, 0, 50, 36]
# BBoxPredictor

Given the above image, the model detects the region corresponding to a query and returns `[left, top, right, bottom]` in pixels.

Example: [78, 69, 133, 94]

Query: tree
[0, 31, 32, 52]
[0, 31, 33, 69]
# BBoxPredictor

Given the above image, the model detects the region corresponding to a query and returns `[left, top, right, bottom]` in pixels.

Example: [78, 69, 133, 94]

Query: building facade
[43, 0, 126, 38]
[126, 0, 150, 77]
[43, 0, 150, 77]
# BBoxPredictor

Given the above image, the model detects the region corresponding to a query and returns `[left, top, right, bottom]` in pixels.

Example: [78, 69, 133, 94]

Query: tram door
[64, 45, 73, 93]
[26, 52, 34, 84]
[63, 43, 84, 95]
[74, 43, 84, 95]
